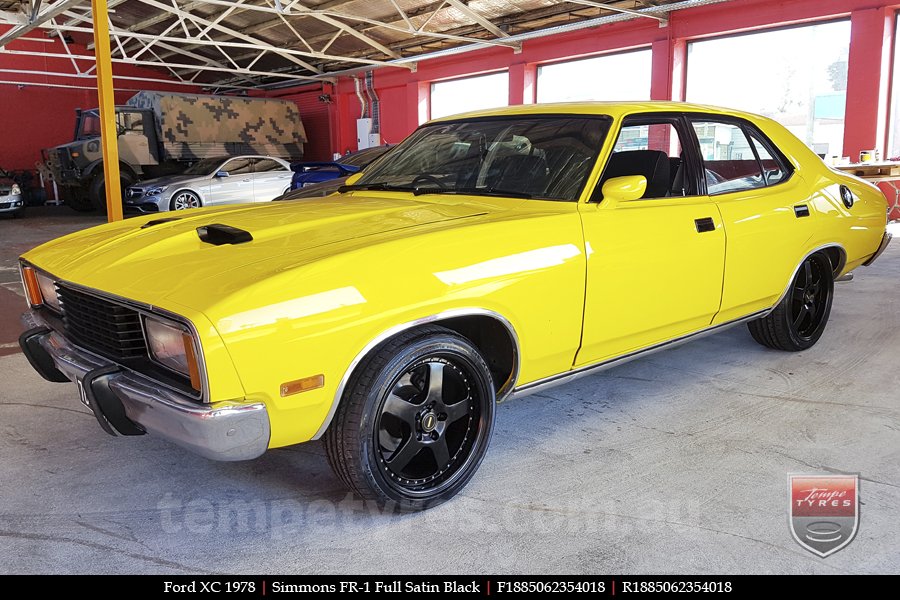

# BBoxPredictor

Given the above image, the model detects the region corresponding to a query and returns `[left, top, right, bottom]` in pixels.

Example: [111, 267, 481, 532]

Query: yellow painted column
[91, 0, 123, 222]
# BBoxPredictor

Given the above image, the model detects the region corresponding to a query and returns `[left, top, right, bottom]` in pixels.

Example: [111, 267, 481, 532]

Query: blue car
[290, 145, 391, 190]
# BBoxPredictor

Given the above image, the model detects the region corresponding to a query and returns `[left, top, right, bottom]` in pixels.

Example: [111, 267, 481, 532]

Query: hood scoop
[197, 224, 253, 246]
[141, 217, 181, 229]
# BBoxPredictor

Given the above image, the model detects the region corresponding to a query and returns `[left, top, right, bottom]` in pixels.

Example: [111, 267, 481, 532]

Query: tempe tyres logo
[789, 474, 859, 557]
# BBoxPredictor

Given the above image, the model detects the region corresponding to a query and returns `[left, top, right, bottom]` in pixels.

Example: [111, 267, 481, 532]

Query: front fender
[203, 209, 587, 448]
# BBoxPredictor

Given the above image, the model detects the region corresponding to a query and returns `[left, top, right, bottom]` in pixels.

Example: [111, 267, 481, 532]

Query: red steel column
[509, 62, 537, 105]
[650, 36, 687, 101]
[843, 7, 893, 158]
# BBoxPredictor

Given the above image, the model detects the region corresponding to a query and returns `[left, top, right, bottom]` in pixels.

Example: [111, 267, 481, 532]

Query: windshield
[340, 146, 390, 168]
[356, 116, 610, 201]
[183, 157, 229, 176]
[77, 111, 101, 139]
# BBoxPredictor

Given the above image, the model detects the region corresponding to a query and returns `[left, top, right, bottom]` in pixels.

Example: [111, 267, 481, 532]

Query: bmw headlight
[144, 316, 202, 390]
[146, 186, 167, 196]
[35, 272, 60, 312]
[11, 184, 21, 195]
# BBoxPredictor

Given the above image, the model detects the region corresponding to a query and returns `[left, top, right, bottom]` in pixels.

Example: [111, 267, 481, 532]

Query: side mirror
[215, 171, 230, 178]
[601, 175, 647, 204]
[343, 172, 364, 186]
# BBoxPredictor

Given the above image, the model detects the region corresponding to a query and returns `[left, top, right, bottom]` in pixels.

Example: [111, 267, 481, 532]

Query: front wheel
[325, 326, 495, 511]
[169, 190, 202, 211]
[747, 252, 834, 351]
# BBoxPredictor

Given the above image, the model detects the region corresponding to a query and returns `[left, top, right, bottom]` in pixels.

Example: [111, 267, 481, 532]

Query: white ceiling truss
[0, 0, 730, 92]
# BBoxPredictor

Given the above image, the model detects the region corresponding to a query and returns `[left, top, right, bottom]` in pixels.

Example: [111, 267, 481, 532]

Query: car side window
[747, 128, 789, 186]
[222, 158, 254, 175]
[254, 159, 286, 172]
[691, 121, 765, 195]
[598, 119, 696, 200]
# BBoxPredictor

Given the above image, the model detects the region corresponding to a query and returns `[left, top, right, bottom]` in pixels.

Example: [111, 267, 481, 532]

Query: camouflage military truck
[44, 91, 307, 212]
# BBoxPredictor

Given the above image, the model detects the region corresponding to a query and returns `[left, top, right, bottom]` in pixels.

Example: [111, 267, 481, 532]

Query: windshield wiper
[412, 186, 533, 199]
[337, 183, 414, 193]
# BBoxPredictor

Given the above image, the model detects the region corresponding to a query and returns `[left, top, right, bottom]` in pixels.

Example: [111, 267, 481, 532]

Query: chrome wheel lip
[373, 353, 488, 498]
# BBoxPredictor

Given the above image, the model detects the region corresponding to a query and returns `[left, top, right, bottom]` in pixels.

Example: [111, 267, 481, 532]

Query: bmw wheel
[748, 252, 834, 351]
[325, 326, 495, 511]
[170, 190, 202, 211]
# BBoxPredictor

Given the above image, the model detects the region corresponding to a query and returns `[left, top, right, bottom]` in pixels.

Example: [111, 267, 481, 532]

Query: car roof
[428, 101, 768, 124]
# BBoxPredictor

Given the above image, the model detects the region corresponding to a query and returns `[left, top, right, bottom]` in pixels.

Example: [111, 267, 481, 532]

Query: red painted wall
[0, 26, 198, 171]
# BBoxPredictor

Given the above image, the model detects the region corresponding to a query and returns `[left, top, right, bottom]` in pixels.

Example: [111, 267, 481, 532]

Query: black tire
[89, 169, 135, 213]
[747, 252, 834, 351]
[169, 190, 202, 211]
[325, 326, 495, 511]
[65, 188, 95, 212]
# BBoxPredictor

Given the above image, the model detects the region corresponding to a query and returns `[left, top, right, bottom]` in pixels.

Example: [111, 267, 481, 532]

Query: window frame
[684, 113, 795, 197]
[429, 70, 510, 121]
[536, 47, 653, 103]
[253, 158, 288, 173]
[592, 112, 706, 203]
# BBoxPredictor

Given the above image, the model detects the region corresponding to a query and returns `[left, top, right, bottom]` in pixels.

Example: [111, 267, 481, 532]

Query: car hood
[131, 173, 202, 190]
[23, 194, 490, 309]
[0, 178, 13, 193]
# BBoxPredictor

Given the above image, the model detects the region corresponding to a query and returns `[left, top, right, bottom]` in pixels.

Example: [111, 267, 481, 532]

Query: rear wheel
[170, 190, 202, 211]
[89, 170, 134, 213]
[748, 252, 834, 351]
[325, 326, 495, 511]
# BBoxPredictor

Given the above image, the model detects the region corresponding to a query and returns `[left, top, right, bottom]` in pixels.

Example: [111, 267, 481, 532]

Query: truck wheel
[89, 171, 134, 213]
[747, 252, 834, 351]
[65, 188, 95, 212]
[325, 326, 495, 511]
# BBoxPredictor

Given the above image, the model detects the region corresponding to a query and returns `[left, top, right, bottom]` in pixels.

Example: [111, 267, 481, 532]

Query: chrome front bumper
[20, 312, 270, 461]
[863, 231, 892, 266]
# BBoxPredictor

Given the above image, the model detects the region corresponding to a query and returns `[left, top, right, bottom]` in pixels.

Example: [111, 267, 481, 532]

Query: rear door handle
[794, 204, 810, 218]
[241, 178, 251, 183]
[694, 217, 716, 233]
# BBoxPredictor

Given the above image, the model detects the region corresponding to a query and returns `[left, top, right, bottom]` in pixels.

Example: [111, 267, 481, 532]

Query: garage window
[430, 72, 509, 120]
[686, 20, 850, 157]
[537, 49, 652, 103]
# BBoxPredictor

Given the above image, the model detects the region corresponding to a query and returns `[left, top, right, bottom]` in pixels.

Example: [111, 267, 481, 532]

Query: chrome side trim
[512, 310, 768, 399]
[764, 243, 846, 317]
[863, 231, 892, 267]
[311, 307, 521, 440]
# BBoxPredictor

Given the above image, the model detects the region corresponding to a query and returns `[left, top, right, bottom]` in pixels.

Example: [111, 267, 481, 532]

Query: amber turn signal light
[280, 374, 325, 397]
[22, 266, 43, 306]
[182, 332, 202, 392]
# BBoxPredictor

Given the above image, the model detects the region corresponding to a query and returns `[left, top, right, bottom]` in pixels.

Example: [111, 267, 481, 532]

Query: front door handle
[794, 204, 810, 218]
[241, 178, 251, 183]
[695, 217, 716, 233]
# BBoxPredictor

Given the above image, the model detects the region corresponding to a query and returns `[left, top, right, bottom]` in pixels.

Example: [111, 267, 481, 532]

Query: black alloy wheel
[325, 326, 495, 511]
[748, 252, 834, 351]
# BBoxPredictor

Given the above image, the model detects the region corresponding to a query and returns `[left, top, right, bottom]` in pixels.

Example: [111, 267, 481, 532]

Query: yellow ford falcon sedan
[18, 102, 891, 510]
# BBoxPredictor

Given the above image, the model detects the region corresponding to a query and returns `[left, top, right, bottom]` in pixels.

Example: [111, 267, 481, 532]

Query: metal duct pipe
[365, 70, 380, 134]
[354, 75, 368, 118]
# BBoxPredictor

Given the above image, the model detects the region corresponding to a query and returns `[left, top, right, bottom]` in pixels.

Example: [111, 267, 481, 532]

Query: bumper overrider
[19, 311, 270, 461]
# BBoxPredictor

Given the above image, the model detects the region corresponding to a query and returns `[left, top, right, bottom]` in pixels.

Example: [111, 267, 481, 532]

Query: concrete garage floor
[0, 207, 898, 575]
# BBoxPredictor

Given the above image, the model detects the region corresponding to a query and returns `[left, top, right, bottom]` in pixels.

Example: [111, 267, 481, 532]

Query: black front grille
[57, 285, 148, 360]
